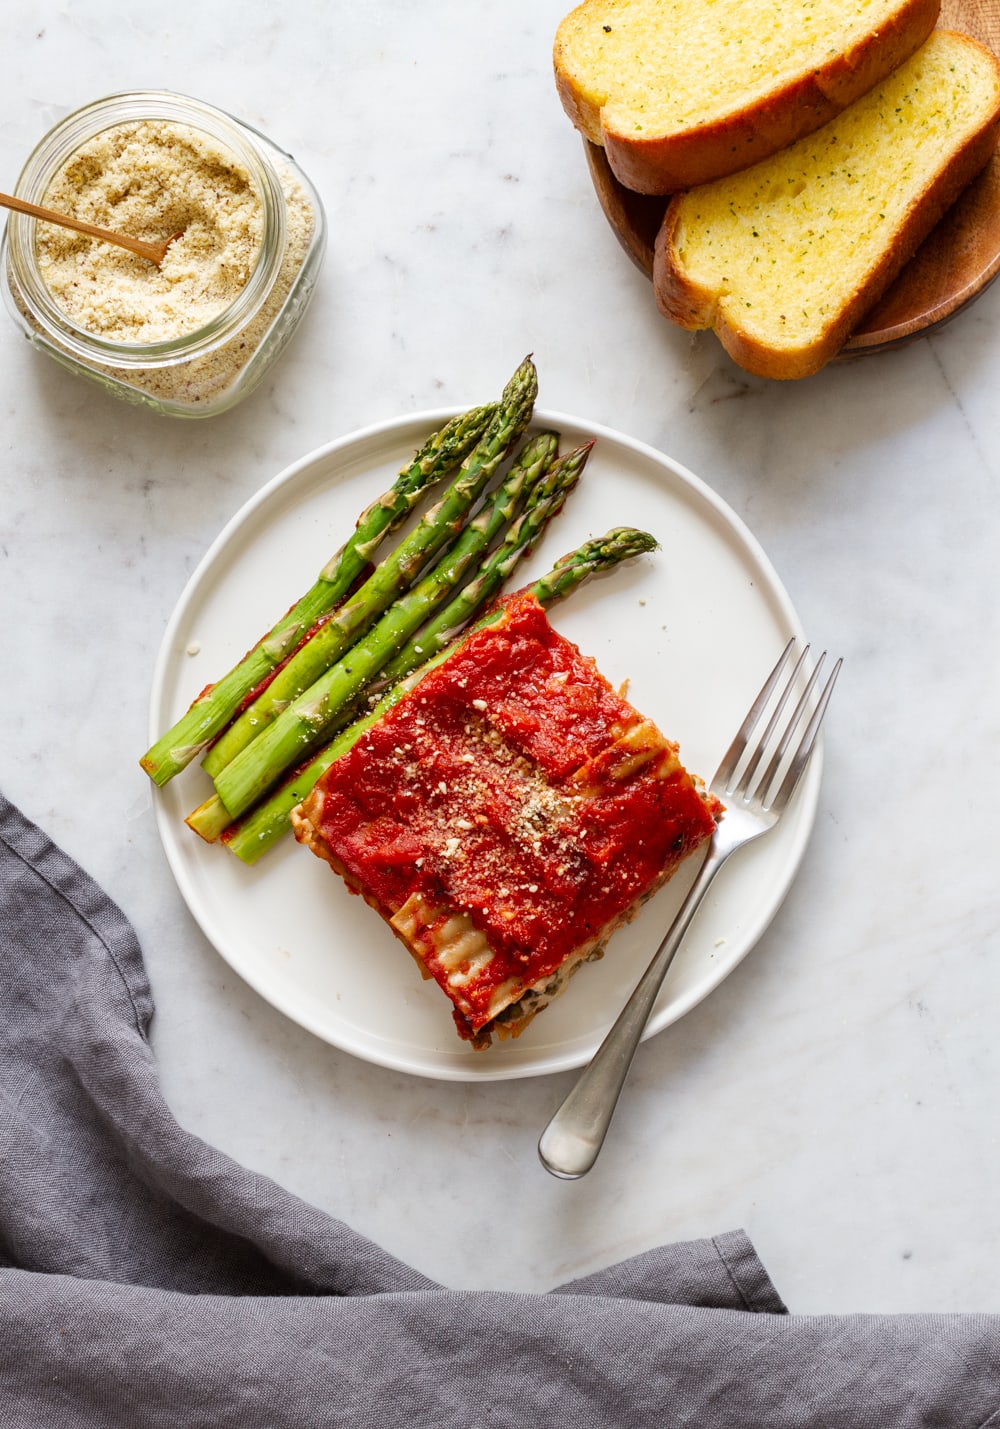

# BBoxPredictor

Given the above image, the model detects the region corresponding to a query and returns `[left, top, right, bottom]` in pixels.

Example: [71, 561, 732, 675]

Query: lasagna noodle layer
[293, 593, 720, 1047]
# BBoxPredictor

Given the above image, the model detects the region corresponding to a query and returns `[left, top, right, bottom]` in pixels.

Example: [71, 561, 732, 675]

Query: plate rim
[149, 406, 821, 1081]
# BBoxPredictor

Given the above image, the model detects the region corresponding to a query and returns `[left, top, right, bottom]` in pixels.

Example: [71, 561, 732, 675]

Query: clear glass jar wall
[1, 91, 326, 418]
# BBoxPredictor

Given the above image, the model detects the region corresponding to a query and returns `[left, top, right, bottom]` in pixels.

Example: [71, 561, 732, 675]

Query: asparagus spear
[212, 417, 570, 815]
[217, 527, 658, 863]
[184, 440, 588, 845]
[139, 403, 495, 786]
[202, 438, 592, 801]
[186, 429, 561, 840]
[201, 356, 538, 781]
[378, 440, 594, 687]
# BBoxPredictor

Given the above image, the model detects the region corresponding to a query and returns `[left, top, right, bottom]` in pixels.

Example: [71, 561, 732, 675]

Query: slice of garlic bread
[653, 30, 1000, 379]
[554, 0, 940, 194]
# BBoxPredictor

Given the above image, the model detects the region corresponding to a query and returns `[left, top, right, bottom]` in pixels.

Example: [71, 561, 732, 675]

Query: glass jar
[1, 91, 326, 418]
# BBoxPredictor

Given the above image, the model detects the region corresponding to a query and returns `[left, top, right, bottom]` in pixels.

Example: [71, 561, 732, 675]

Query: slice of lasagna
[292, 593, 721, 1049]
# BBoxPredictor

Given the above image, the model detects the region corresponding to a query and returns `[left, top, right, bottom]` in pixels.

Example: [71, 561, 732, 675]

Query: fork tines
[718, 638, 842, 813]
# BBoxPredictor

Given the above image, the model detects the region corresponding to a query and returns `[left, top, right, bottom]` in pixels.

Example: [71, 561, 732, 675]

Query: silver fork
[538, 638, 842, 1180]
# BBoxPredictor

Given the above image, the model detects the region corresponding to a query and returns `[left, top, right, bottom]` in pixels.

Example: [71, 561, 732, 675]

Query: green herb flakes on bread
[652, 30, 1000, 379]
[553, 0, 941, 194]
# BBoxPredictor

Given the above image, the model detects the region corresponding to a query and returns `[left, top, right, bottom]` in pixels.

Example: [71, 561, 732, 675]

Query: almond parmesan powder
[24, 117, 316, 410]
[37, 120, 265, 343]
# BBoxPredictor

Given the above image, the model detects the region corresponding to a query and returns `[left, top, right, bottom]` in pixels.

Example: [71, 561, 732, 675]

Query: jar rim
[4, 89, 287, 368]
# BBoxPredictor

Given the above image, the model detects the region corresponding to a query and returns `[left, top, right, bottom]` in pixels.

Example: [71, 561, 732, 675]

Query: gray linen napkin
[1, 791, 998, 1429]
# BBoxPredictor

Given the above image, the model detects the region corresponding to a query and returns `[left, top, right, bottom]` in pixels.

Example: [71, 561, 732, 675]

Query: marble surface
[2, 1, 998, 1314]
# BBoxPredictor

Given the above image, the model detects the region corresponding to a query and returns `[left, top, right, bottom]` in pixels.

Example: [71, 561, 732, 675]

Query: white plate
[150, 408, 820, 1081]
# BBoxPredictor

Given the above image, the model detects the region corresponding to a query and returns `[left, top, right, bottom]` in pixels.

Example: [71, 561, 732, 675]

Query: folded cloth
[0, 792, 997, 1429]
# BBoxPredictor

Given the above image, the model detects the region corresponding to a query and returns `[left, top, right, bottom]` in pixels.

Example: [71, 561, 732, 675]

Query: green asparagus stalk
[378, 440, 594, 687]
[211, 401, 558, 816]
[186, 429, 561, 841]
[188, 440, 591, 843]
[201, 357, 537, 782]
[218, 527, 658, 863]
[139, 403, 495, 786]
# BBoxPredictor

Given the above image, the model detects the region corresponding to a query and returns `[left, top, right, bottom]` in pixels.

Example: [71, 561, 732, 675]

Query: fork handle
[538, 841, 726, 1179]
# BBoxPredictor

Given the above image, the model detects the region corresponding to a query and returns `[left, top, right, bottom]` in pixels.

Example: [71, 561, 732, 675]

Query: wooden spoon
[0, 190, 182, 266]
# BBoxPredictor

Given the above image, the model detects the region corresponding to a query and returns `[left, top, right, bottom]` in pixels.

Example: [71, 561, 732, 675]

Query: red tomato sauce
[315, 595, 719, 1031]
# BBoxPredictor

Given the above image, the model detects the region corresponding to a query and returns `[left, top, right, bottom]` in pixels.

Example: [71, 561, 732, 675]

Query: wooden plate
[583, 0, 1000, 356]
